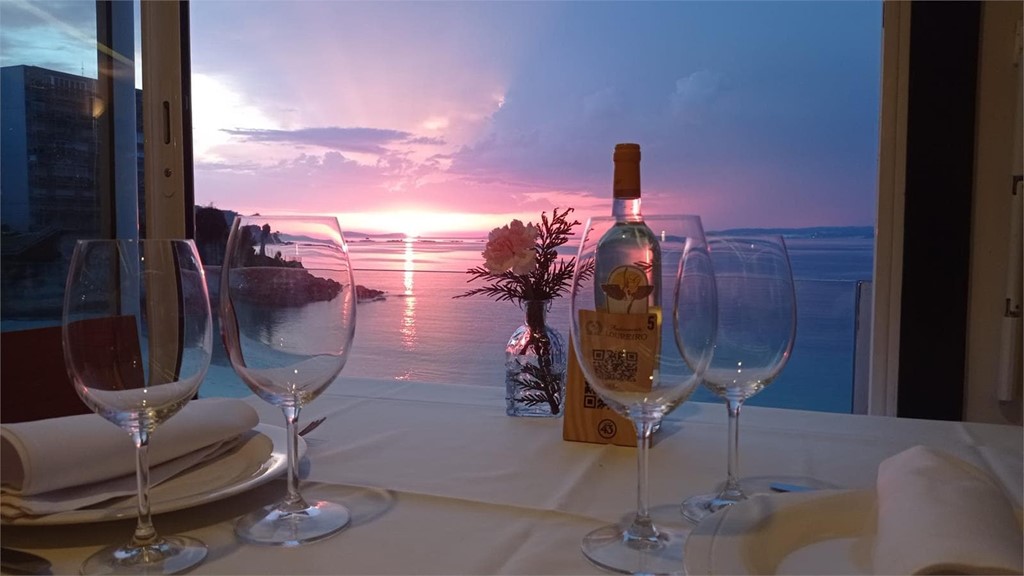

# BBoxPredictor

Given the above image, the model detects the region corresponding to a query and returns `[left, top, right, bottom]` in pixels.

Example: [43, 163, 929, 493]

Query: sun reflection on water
[401, 240, 417, 350]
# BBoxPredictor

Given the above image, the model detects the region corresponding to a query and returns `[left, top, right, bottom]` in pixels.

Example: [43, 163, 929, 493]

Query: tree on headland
[259, 224, 271, 258]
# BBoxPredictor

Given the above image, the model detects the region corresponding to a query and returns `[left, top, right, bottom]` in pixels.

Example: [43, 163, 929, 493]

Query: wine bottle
[563, 143, 660, 444]
[595, 143, 662, 314]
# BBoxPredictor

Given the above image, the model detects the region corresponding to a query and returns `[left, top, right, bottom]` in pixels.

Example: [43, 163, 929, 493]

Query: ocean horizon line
[344, 224, 876, 243]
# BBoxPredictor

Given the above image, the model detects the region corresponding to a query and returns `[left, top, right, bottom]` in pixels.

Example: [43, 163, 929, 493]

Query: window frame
[869, 0, 910, 417]
[140, 0, 194, 240]
[95, 0, 141, 240]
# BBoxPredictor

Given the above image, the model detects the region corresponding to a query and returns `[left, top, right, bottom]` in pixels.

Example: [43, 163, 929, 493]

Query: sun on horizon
[335, 210, 540, 239]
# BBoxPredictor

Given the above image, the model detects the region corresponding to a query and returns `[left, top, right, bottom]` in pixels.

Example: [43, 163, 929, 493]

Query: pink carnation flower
[482, 219, 538, 275]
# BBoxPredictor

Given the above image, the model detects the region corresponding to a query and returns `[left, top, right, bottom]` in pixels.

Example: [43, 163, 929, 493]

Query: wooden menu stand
[562, 341, 635, 447]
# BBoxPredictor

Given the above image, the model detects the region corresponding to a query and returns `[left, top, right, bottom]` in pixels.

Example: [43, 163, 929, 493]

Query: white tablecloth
[2, 377, 1021, 574]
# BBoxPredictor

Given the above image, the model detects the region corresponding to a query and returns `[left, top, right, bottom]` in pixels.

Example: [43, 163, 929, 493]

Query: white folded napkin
[873, 445, 1023, 575]
[1, 397, 258, 519]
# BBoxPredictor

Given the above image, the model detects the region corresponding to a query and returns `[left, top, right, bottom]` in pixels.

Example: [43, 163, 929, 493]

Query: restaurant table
[3, 377, 1022, 575]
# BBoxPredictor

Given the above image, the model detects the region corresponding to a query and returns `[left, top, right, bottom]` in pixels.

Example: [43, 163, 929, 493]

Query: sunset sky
[2, 1, 882, 237]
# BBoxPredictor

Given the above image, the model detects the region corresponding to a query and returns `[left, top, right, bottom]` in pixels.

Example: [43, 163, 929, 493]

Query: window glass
[1, 1, 144, 331]
[0, 2, 884, 414]
[188, 2, 881, 412]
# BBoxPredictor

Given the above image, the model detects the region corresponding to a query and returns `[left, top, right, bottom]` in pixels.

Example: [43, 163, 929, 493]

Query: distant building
[0, 65, 144, 236]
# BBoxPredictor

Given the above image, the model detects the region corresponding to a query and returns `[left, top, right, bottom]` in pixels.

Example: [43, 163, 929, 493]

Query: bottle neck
[524, 299, 549, 332]
[612, 143, 642, 222]
[612, 196, 644, 222]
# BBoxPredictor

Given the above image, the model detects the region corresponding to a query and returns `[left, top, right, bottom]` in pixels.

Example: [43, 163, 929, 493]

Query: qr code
[583, 382, 607, 409]
[591, 349, 638, 383]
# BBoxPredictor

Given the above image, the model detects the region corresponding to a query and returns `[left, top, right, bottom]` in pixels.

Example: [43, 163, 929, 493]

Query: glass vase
[505, 299, 566, 417]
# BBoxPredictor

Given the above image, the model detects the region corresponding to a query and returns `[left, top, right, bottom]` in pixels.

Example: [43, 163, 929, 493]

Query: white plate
[3, 424, 301, 526]
[684, 489, 877, 575]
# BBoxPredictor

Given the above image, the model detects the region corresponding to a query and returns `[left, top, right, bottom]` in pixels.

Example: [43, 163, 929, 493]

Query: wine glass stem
[723, 399, 743, 498]
[131, 432, 158, 547]
[628, 418, 659, 541]
[282, 405, 306, 509]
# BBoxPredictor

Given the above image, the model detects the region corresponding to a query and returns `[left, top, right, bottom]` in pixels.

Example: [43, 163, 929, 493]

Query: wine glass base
[581, 523, 687, 575]
[681, 492, 741, 524]
[682, 475, 841, 524]
[235, 500, 351, 547]
[80, 535, 207, 575]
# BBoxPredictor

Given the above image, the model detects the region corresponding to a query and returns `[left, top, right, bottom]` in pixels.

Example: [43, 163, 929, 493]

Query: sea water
[203, 233, 874, 414]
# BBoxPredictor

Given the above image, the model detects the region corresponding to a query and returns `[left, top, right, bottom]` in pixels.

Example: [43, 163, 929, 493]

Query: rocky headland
[356, 286, 386, 302]
[196, 206, 386, 306]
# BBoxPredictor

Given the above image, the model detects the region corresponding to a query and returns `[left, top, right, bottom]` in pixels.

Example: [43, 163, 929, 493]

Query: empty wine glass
[569, 215, 716, 575]
[62, 239, 213, 575]
[681, 235, 797, 523]
[220, 215, 356, 546]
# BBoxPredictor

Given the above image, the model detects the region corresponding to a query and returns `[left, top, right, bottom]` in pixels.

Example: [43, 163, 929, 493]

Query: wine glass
[569, 214, 716, 575]
[220, 215, 357, 546]
[681, 235, 797, 523]
[62, 239, 213, 575]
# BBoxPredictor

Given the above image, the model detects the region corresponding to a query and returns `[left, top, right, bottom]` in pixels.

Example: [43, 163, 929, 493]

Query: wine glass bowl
[681, 235, 797, 523]
[62, 239, 213, 574]
[569, 215, 716, 575]
[220, 215, 356, 546]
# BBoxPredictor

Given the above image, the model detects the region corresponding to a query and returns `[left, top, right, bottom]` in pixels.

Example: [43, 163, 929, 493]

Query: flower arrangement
[456, 207, 583, 417]
[455, 207, 581, 304]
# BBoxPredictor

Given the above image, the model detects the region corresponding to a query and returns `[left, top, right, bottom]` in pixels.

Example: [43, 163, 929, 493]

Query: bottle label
[577, 308, 660, 393]
[600, 264, 654, 314]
